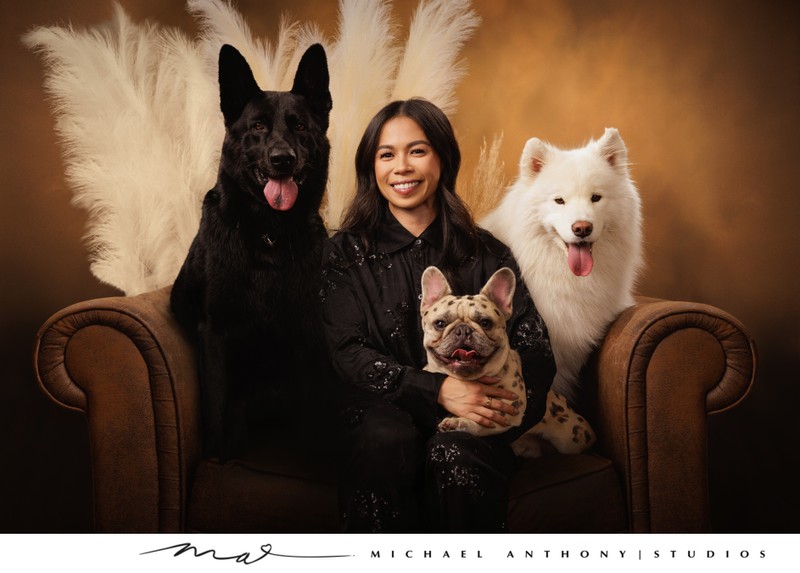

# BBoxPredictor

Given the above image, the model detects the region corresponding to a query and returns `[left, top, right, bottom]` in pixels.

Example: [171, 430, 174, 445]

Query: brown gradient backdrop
[2, 0, 797, 532]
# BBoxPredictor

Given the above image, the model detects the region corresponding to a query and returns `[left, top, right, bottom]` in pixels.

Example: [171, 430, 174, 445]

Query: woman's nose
[393, 153, 411, 172]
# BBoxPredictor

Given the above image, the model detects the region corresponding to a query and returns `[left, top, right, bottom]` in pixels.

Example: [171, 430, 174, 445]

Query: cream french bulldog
[420, 266, 526, 436]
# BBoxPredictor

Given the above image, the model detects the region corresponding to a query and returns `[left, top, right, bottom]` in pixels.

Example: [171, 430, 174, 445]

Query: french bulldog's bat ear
[481, 267, 516, 319]
[421, 266, 452, 313]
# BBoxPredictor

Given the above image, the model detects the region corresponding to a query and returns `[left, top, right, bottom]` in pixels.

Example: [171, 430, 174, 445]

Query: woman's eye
[379, 152, 393, 160]
[554, 197, 565, 205]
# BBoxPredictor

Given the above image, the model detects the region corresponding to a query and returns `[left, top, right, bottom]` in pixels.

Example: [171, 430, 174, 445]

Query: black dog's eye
[294, 122, 307, 132]
[433, 320, 446, 330]
[554, 197, 565, 205]
[479, 318, 493, 329]
[591, 194, 602, 202]
[253, 121, 267, 132]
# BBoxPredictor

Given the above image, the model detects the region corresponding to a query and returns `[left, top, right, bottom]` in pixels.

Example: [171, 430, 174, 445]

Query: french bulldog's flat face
[420, 267, 516, 380]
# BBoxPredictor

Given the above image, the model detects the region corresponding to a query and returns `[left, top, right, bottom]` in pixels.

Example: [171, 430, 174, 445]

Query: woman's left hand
[437, 375, 520, 429]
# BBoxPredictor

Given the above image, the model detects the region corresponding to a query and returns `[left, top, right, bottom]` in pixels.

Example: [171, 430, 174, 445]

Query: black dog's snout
[572, 220, 593, 238]
[270, 150, 297, 172]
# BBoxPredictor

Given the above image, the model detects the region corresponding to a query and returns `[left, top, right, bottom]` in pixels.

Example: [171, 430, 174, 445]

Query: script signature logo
[141, 541, 352, 565]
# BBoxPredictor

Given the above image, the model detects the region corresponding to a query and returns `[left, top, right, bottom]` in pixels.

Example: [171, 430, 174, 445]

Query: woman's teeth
[392, 181, 418, 192]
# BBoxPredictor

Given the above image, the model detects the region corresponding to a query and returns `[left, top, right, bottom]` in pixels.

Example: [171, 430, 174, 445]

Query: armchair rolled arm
[591, 297, 757, 532]
[34, 286, 201, 532]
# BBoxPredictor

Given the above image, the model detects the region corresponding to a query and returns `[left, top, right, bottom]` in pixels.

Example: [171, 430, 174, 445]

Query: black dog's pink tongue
[568, 243, 594, 277]
[451, 349, 478, 361]
[264, 177, 298, 211]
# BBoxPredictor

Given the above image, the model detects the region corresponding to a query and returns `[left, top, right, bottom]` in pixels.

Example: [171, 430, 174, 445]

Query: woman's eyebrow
[377, 139, 431, 150]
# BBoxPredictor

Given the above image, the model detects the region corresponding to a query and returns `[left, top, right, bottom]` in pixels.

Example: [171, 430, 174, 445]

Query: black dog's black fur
[171, 44, 333, 459]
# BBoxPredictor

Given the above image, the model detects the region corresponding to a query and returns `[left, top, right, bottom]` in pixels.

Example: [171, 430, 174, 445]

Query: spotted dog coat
[420, 266, 527, 437]
[512, 390, 596, 457]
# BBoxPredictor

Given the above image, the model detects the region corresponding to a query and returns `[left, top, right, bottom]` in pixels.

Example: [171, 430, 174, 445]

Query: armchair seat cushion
[185, 428, 625, 533]
[508, 453, 626, 532]
[187, 427, 340, 533]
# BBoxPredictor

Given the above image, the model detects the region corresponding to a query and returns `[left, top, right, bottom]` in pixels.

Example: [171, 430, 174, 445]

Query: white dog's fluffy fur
[482, 128, 643, 453]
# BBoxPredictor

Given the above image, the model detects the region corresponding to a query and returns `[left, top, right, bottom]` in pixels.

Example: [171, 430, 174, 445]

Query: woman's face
[374, 115, 441, 233]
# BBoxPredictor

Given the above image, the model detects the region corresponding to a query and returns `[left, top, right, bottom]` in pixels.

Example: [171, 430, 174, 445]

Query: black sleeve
[321, 239, 445, 430]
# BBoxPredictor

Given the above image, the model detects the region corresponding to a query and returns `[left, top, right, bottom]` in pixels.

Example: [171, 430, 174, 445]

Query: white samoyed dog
[481, 128, 643, 456]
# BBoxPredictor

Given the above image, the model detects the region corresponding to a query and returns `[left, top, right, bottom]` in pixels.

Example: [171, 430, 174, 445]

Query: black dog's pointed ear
[291, 43, 332, 125]
[218, 44, 261, 126]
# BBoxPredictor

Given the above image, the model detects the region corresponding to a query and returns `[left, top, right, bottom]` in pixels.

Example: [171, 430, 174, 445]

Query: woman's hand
[437, 376, 521, 429]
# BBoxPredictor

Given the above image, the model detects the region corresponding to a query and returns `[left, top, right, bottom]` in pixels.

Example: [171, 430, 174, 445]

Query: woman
[321, 98, 555, 532]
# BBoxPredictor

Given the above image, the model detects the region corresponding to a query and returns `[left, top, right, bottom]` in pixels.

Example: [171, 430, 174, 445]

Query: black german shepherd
[171, 44, 332, 459]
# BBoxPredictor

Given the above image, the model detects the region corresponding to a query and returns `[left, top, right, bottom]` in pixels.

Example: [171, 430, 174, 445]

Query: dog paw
[572, 422, 596, 448]
[511, 433, 556, 459]
[438, 417, 478, 433]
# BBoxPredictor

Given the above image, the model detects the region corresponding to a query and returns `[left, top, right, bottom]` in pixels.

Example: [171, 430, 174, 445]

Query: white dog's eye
[479, 318, 493, 329]
[554, 197, 565, 205]
[434, 320, 446, 330]
[591, 194, 602, 202]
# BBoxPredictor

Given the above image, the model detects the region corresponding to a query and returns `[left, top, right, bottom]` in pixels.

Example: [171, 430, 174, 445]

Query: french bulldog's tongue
[568, 243, 594, 277]
[452, 349, 478, 361]
[264, 177, 298, 211]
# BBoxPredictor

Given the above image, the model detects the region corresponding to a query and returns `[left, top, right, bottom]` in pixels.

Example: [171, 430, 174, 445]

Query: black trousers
[337, 402, 518, 532]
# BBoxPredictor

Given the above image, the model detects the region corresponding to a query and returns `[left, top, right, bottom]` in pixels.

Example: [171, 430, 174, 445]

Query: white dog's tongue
[264, 177, 298, 211]
[568, 243, 594, 277]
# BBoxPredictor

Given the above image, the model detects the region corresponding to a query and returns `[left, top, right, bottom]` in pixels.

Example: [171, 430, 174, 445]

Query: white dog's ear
[520, 137, 549, 177]
[480, 267, 516, 319]
[599, 128, 628, 171]
[421, 266, 452, 313]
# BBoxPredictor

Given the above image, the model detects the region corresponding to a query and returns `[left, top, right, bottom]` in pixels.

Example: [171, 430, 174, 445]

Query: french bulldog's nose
[453, 323, 473, 339]
[572, 220, 593, 238]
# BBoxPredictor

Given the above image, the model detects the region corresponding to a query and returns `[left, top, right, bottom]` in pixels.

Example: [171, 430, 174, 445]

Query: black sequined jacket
[321, 208, 556, 439]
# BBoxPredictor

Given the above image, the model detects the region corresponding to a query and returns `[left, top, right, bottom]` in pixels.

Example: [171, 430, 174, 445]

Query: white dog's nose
[572, 221, 593, 239]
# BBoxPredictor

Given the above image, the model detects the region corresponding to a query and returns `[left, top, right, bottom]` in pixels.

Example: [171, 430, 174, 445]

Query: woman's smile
[391, 179, 422, 194]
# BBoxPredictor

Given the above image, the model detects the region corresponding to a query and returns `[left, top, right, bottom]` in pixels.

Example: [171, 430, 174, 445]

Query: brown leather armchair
[33, 286, 756, 533]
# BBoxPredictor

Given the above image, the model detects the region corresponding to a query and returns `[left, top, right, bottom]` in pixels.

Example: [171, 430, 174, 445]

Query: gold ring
[485, 397, 492, 409]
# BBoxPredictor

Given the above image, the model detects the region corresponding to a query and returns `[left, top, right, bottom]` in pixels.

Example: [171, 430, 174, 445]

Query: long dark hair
[339, 98, 478, 272]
